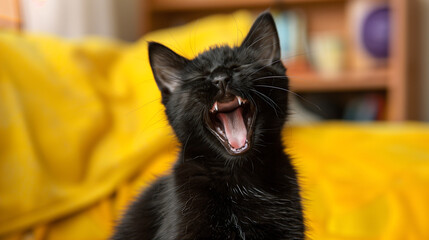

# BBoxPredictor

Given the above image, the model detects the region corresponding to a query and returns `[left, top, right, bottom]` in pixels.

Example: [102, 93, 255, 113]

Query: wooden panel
[290, 68, 389, 92]
[387, 0, 408, 121]
[304, 2, 346, 35]
[0, 0, 21, 29]
[151, 0, 344, 12]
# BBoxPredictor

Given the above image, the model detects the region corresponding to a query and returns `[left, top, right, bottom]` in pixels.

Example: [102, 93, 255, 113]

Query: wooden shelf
[289, 69, 390, 92]
[146, 0, 409, 120]
[151, 0, 343, 12]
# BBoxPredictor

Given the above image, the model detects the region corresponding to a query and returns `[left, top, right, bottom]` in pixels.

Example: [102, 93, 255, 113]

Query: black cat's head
[148, 12, 288, 159]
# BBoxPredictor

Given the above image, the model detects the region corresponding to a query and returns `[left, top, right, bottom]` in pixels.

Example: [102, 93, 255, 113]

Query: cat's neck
[175, 132, 290, 186]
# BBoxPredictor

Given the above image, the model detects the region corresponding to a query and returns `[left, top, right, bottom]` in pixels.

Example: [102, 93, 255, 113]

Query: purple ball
[361, 6, 390, 59]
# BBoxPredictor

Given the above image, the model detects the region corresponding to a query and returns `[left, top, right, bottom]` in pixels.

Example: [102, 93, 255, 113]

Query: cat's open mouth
[205, 95, 255, 155]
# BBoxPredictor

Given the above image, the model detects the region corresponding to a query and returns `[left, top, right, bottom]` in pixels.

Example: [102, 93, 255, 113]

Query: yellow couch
[1, 11, 428, 240]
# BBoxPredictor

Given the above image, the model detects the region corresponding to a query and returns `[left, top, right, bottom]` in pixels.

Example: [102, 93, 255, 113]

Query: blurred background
[1, 1, 429, 240]
[1, 0, 428, 122]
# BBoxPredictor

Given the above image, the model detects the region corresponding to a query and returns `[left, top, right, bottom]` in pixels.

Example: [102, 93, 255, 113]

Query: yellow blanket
[1, 11, 428, 240]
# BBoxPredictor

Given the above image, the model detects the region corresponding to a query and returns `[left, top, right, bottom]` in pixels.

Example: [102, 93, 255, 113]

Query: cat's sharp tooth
[237, 97, 242, 106]
[214, 102, 218, 112]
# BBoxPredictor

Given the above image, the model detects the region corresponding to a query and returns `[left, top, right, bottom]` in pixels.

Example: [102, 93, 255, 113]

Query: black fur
[112, 12, 305, 240]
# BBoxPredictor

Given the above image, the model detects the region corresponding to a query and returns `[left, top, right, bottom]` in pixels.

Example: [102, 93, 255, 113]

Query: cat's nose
[212, 74, 230, 91]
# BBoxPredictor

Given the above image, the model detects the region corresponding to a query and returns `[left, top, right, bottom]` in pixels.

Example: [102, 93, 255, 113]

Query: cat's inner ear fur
[148, 42, 189, 96]
[240, 12, 281, 65]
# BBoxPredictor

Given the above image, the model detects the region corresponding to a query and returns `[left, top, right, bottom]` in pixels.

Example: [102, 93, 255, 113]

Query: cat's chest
[178, 182, 291, 239]
[187, 182, 287, 221]
[227, 184, 288, 218]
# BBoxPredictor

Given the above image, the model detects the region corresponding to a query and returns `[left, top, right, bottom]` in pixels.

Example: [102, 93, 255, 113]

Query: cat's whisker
[182, 132, 193, 163]
[255, 84, 292, 92]
[245, 32, 276, 50]
[254, 84, 322, 112]
[187, 18, 200, 58]
[243, 48, 311, 79]
[232, 15, 244, 47]
[253, 46, 309, 63]
[251, 75, 288, 82]
[252, 74, 312, 80]
[258, 127, 281, 132]
[251, 75, 324, 113]
[241, 15, 265, 51]
[141, 108, 168, 129]
[127, 97, 161, 115]
[167, 33, 188, 57]
[244, 58, 283, 78]
[250, 89, 283, 117]
[281, 52, 310, 61]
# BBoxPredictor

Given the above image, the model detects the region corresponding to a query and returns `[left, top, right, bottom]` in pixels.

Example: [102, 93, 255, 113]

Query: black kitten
[112, 12, 305, 240]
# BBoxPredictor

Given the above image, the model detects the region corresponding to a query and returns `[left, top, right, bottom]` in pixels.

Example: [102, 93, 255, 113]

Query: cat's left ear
[240, 12, 281, 65]
[148, 42, 189, 98]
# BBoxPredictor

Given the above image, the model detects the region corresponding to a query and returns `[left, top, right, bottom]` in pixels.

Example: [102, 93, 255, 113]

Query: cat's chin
[205, 95, 255, 156]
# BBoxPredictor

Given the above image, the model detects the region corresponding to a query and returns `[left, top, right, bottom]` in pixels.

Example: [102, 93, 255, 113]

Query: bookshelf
[143, 0, 410, 121]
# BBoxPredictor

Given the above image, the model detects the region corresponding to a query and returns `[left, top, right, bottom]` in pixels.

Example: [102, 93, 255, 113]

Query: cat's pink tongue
[217, 107, 247, 149]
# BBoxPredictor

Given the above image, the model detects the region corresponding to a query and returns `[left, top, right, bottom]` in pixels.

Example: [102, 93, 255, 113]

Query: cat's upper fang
[211, 96, 247, 113]
[210, 102, 218, 113]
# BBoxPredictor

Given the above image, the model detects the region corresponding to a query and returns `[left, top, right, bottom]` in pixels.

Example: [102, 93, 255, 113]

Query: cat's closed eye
[230, 63, 252, 72]
[229, 64, 240, 71]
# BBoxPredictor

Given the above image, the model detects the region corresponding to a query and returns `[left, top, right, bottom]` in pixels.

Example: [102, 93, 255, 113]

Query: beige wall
[21, 0, 143, 42]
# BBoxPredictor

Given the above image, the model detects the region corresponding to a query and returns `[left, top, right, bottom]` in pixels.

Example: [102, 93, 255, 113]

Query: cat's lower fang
[216, 126, 226, 137]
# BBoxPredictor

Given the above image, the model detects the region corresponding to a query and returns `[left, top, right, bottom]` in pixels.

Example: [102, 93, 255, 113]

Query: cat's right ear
[240, 11, 281, 65]
[148, 42, 189, 98]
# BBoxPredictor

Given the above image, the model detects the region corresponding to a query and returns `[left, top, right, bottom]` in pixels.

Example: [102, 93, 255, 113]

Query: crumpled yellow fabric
[285, 123, 429, 240]
[1, 10, 429, 240]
